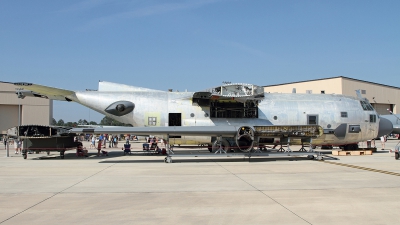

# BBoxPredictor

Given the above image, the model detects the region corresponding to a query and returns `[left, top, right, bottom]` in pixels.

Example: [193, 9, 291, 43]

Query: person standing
[380, 135, 386, 150]
[108, 135, 113, 148]
[90, 135, 95, 149]
[114, 135, 118, 148]
[2, 136, 7, 150]
[15, 138, 22, 154]
[103, 134, 107, 149]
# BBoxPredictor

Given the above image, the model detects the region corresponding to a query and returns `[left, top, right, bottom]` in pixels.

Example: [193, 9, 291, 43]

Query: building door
[371, 103, 392, 115]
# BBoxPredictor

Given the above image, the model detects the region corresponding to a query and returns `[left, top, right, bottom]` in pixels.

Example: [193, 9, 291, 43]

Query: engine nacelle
[105, 101, 135, 116]
[236, 126, 255, 152]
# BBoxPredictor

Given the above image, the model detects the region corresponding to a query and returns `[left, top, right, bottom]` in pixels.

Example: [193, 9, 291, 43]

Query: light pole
[16, 88, 24, 127]
[16, 88, 25, 155]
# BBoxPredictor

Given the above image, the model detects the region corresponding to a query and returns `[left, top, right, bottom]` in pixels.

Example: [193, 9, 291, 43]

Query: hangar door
[372, 103, 392, 115]
[0, 105, 19, 134]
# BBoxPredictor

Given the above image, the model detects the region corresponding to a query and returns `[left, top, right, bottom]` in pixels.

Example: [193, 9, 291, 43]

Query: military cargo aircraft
[3, 81, 393, 152]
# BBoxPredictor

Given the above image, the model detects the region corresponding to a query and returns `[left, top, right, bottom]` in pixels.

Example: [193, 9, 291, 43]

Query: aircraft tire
[395, 152, 399, 160]
[307, 155, 315, 160]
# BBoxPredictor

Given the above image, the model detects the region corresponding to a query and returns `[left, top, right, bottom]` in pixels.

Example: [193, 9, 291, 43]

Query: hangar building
[263, 76, 400, 115]
[0, 82, 52, 135]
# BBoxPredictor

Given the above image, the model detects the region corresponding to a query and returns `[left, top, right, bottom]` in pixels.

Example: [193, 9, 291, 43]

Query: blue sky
[1, 0, 399, 123]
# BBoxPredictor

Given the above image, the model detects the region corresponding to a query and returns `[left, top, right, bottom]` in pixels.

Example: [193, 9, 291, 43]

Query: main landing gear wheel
[164, 156, 172, 163]
[307, 155, 315, 160]
[395, 152, 399, 160]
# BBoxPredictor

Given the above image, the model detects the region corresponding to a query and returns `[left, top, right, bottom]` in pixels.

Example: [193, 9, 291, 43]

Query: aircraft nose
[377, 117, 393, 138]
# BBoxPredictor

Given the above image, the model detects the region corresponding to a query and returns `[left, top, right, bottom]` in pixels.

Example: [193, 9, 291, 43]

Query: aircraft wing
[1, 81, 75, 101]
[70, 125, 323, 138]
[70, 126, 239, 136]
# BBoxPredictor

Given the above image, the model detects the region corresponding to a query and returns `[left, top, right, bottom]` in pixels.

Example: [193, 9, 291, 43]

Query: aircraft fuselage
[72, 90, 380, 146]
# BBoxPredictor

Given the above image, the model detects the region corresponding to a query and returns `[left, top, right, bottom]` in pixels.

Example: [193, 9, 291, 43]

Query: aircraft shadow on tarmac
[29, 151, 319, 163]
[98, 157, 317, 164]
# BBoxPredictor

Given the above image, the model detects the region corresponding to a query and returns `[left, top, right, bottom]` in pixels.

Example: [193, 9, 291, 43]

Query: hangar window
[341, 112, 348, 118]
[370, 114, 376, 123]
[148, 117, 157, 126]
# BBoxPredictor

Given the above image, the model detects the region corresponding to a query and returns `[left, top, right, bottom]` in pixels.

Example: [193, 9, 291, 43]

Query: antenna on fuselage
[387, 109, 400, 121]
[355, 89, 363, 99]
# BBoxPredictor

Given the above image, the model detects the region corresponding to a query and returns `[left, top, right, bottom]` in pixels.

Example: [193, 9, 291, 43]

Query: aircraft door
[168, 113, 182, 126]
[169, 113, 181, 138]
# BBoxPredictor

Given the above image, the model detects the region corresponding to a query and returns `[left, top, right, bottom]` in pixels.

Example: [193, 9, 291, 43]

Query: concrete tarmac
[0, 139, 399, 225]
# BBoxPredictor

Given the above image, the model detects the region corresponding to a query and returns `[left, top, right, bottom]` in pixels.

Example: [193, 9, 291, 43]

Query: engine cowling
[236, 126, 254, 152]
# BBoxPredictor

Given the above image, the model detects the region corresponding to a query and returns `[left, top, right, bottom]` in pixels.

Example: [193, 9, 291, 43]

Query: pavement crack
[212, 160, 313, 225]
[0, 157, 128, 224]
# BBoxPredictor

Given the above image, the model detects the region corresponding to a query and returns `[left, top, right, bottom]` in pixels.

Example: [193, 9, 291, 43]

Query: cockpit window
[360, 101, 374, 111]
[370, 114, 377, 123]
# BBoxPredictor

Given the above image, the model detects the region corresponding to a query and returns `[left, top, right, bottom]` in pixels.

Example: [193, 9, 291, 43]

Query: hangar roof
[263, 76, 400, 90]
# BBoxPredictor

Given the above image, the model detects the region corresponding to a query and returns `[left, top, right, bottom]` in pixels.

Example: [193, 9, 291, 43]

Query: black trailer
[7, 125, 79, 159]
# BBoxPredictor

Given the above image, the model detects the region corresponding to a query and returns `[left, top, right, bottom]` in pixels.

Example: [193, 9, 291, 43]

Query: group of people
[89, 134, 120, 150]
[2, 136, 22, 154]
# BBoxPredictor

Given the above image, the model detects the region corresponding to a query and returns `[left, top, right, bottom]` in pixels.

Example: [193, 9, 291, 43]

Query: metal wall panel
[0, 105, 18, 134]
[0, 83, 52, 133]
[263, 77, 343, 95]
[372, 103, 391, 115]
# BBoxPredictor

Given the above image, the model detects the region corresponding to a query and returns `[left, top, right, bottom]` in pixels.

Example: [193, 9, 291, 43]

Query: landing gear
[307, 155, 315, 160]
[321, 145, 333, 149]
[395, 152, 399, 160]
[342, 144, 358, 150]
[60, 150, 65, 159]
